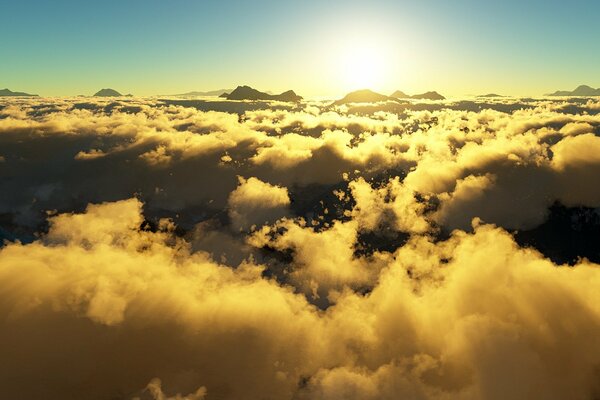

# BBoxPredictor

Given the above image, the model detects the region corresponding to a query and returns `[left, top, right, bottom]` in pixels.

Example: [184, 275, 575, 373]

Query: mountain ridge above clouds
[0, 88, 38, 97]
[93, 88, 133, 97]
[548, 84, 600, 96]
[333, 89, 398, 105]
[173, 89, 233, 97]
[478, 93, 505, 98]
[410, 91, 446, 100]
[390, 90, 410, 98]
[390, 89, 446, 100]
[333, 88, 446, 105]
[225, 85, 302, 102]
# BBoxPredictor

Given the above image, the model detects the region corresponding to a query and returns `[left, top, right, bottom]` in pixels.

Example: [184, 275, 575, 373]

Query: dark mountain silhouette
[0, 88, 38, 97]
[225, 85, 302, 102]
[390, 90, 410, 99]
[390, 90, 446, 100]
[219, 92, 229, 98]
[548, 85, 600, 96]
[276, 90, 303, 102]
[174, 89, 232, 97]
[94, 88, 123, 97]
[411, 91, 446, 100]
[225, 86, 268, 100]
[334, 89, 396, 105]
[570, 85, 600, 96]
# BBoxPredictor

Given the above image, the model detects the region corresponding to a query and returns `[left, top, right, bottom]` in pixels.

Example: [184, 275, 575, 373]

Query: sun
[318, 28, 405, 95]
[335, 40, 389, 91]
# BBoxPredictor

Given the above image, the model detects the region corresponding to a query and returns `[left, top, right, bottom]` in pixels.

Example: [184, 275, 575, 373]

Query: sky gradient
[2, 0, 599, 97]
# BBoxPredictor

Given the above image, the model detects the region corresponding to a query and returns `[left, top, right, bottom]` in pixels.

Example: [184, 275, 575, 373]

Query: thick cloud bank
[1, 96, 600, 399]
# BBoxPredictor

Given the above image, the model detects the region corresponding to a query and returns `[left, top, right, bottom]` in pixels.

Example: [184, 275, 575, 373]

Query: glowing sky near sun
[1, 0, 599, 97]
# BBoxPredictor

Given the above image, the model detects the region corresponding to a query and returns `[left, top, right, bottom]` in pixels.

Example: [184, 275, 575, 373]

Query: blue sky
[1, 0, 599, 97]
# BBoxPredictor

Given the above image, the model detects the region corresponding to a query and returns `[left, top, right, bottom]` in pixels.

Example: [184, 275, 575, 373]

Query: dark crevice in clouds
[514, 203, 600, 265]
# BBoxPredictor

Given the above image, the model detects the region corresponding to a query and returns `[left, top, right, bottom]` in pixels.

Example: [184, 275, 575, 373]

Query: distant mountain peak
[225, 85, 302, 102]
[547, 85, 600, 97]
[94, 88, 123, 97]
[411, 91, 446, 100]
[335, 88, 447, 105]
[175, 89, 232, 97]
[389, 89, 446, 101]
[333, 89, 396, 105]
[390, 90, 410, 99]
[0, 88, 38, 97]
[226, 86, 266, 100]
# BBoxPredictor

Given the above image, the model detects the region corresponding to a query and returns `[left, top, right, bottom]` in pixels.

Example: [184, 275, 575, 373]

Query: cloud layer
[1, 96, 600, 399]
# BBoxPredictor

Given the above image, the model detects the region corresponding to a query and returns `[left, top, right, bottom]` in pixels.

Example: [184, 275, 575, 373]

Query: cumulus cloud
[228, 176, 290, 231]
[0, 200, 328, 399]
[1, 200, 600, 399]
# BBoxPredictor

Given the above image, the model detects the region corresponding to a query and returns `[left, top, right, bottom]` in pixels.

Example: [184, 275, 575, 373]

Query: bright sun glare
[339, 45, 385, 90]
